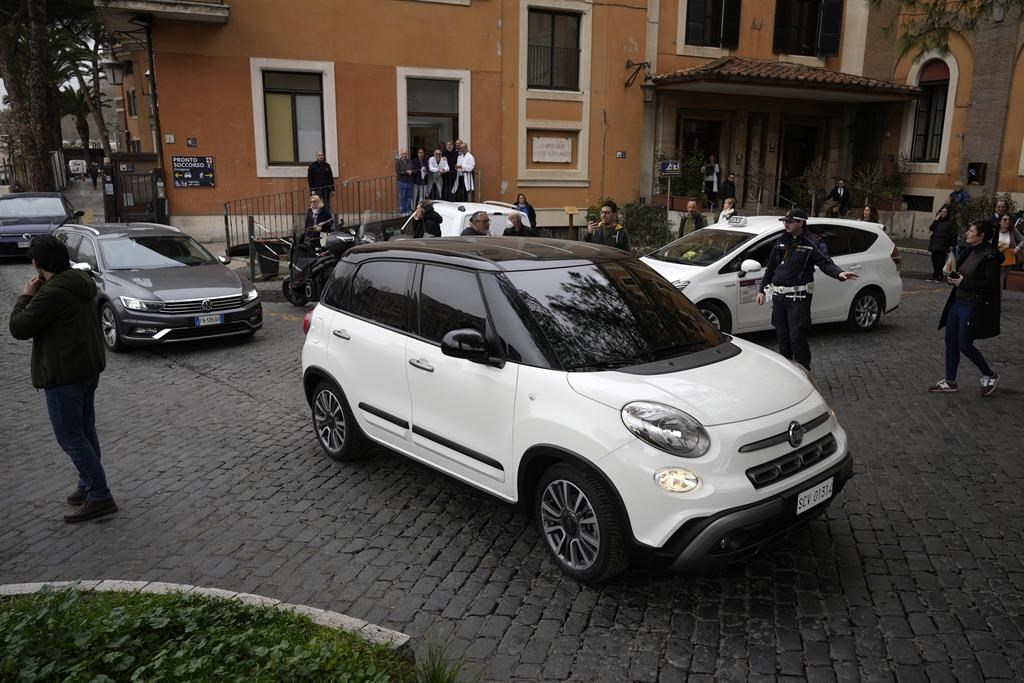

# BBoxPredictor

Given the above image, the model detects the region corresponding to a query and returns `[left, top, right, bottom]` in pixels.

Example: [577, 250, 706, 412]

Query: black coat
[411, 158, 428, 186]
[516, 202, 538, 230]
[304, 207, 334, 233]
[719, 180, 737, 202]
[825, 186, 850, 213]
[411, 209, 442, 238]
[938, 243, 1001, 340]
[927, 219, 956, 253]
[678, 212, 707, 238]
[307, 160, 334, 192]
[584, 224, 631, 253]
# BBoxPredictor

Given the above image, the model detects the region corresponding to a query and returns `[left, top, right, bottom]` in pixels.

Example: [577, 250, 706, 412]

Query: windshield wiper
[636, 341, 709, 362]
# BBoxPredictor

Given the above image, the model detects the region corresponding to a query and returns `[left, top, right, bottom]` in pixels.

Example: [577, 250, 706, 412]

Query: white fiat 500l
[301, 237, 854, 582]
[641, 216, 903, 333]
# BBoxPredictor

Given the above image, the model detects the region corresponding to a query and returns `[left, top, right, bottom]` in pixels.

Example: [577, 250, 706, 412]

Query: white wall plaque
[532, 137, 573, 163]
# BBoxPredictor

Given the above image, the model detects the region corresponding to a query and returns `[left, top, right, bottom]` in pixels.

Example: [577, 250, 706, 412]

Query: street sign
[171, 155, 216, 188]
[659, 159, 681, 175]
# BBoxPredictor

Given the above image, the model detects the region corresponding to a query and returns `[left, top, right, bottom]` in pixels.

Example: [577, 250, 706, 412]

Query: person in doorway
[720, 173, 737, 207]
[304, 193, 334, 242]
[442, 140, 460, 200]
[307, 152, 334, 211]
[504, 211, 539, 238]
[927, 205, 957, 282]
[515, 193, 537, 230]
[455, 141, 476, 202]
[678, 200, 707, 237]
[755, 208, 859, 370]
[427, 148, 448, 200]
[411, 148, 429, 208]
[702, 154, 721, 209]
[824, 178, 851, 216]
[462, 210, 491, 236]
[88, 162, 100, 190]
[584, 200, 631, 253]
[410, 200, 442, 238]
[929, 220, 1001, 396]
[9, 236, 114, 523]
[395, 149, 415, 214]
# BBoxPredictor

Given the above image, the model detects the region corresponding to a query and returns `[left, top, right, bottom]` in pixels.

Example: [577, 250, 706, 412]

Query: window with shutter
[772, 0, 844, 57]
[910, 60, 950, 163]
[684, 0, 741, 49]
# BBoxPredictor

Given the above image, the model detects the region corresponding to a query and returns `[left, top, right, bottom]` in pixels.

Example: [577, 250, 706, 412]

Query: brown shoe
[64, 497, 118, 523]
[66, 487, 87, 505]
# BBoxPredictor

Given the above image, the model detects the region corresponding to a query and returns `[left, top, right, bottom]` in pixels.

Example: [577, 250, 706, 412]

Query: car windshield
[0, 196, 66, 219]
[99, 236, 217, 269]
[647, 229, 753, 266]
[506, 261, 723, 371]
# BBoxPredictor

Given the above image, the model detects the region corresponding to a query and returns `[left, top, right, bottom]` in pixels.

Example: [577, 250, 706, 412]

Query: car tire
[311, 380, 366, 462]
[282, 277, 308, 306]
[99, 302, 126, 352]
[535, 463, 628, 583]
[847, 288, 883, 331]
[698, 300, 732, 333]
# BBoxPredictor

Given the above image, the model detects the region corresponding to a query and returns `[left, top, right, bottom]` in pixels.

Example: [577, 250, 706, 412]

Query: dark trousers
[44, 376, 111, 502]
[944, 299, 993, 381]
[930, 251, 948, 280]
[772, 294, 813, 370]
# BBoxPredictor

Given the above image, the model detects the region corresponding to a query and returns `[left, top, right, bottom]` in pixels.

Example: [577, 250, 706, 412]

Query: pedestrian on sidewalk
[927, 205, 956, 281]
[929, 220, 1001, 397]
[584, 200, 631, 253]
[8, 235, 116, 523]
[307, 152, 334, 211]
[88, 162, 99, 190]
[395, 149, 415, 214]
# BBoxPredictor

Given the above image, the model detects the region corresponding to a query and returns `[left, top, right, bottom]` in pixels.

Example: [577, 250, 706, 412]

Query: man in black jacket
[584, 200, 631, 253]
[307, 152, 334, 211]
[9, 236, 115, 523]
[679, 200, 707, 237]
[824, 178, 850, 216]
[755, 208, 859, 370]
[410, 201, 442, 238]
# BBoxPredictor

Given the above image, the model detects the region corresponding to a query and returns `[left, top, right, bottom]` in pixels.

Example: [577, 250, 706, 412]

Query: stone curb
[897, 246, 929, 256]
[0, 580, 411, 656]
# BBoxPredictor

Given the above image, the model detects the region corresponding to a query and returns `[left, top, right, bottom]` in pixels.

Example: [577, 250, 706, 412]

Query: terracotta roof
[651, 57, 922, 97]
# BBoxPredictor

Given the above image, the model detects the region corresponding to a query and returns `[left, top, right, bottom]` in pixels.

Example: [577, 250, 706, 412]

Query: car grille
[160, 295, 245, 314]
[745, 434, 838, 489]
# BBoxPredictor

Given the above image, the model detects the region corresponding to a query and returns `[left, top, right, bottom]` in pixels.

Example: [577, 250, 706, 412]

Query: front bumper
[0, 234, 42, 258]
[661, 452, 854, 571]
[117, 301, 263, 344]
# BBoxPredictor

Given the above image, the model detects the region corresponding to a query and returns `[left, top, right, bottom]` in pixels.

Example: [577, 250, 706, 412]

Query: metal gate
[116, 172, 158, 222]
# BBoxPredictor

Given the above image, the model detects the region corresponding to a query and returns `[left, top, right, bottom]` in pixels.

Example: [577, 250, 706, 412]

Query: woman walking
[928, 221, 1002, 397]
[926, 205, 956, 281]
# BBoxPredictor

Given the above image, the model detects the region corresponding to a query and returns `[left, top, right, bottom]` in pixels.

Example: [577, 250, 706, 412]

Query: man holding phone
[9, 236, 115, 523]
[584, 200, 631, 252]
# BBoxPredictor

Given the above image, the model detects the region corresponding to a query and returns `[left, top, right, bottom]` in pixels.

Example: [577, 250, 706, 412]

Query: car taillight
[303, 310, 313, 335]
[890, 245, 902, 271]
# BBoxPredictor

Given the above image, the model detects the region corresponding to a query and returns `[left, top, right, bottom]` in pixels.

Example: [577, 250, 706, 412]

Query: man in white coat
[455, 141, 476, 202]
[427, 148, 448, 200]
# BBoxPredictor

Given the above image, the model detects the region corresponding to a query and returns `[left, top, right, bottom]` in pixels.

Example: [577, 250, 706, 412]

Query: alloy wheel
[854, 294, 880, 328]
[539, 479, 601, 571]
[100, 305, 121, 349]
[313, 388, 347, 454]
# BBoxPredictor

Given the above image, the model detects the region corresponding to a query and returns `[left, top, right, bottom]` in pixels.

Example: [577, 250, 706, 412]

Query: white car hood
[640, 257, 706, 284]
[566, 339, 814, 426]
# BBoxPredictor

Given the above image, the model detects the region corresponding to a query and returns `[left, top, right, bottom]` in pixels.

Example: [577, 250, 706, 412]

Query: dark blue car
[0, 192, 80, 258]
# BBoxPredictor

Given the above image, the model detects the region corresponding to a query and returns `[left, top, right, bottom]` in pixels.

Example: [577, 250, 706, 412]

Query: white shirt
[457, 151, 475, 174]
[428, 157, 449, 174]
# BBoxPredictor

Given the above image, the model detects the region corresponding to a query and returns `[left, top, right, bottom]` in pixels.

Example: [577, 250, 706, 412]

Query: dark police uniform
[759, 226, 845, 369]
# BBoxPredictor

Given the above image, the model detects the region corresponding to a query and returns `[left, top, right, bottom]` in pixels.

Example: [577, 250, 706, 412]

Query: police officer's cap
[780, 208, 808, 223]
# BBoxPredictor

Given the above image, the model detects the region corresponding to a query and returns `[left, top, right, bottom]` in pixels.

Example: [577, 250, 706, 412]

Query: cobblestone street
[1, 257, 1022, 682]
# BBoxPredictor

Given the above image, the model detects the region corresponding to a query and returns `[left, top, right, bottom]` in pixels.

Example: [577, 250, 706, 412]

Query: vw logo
[787, 421, 805, 448]
[200, 299, 213, 311]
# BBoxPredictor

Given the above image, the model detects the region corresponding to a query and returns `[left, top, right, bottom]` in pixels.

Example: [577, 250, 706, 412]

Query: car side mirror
[218, 255, 231, 265]
[71, 261, 91, 272]
[441, 328, 499, 365]
[738, 259, 763, 277]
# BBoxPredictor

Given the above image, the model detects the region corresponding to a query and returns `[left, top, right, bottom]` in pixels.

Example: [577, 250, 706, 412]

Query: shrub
[950, 191, 1018, 234]
[584, 198, 672, 255]
[0, 588, 416, 682]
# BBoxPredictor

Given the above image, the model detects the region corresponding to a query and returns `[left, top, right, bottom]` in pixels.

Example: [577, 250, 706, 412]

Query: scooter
[281, 230, 355, 305]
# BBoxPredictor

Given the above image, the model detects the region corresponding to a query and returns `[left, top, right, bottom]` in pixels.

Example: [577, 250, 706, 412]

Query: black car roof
[57, 223, 183, 238]
[346, 236, 633, 272]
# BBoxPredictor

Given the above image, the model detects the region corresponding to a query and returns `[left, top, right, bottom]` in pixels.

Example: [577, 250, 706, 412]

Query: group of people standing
[396, 140, 476, 214]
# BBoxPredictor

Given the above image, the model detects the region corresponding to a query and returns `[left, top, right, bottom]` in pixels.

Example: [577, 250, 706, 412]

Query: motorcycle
[281, 230, 354, 306]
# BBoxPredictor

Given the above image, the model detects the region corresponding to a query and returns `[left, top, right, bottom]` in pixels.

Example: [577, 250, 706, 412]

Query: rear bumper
[662, 452, 854, 572]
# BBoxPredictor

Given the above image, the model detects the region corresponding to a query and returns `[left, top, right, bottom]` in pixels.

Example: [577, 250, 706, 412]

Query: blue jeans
[44, 377, 111, 502]
[944, 299, 993, 381]
[398, 182, 413, 213]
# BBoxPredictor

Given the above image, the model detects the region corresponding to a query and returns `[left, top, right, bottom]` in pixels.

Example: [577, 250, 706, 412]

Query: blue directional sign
[171, 155, 216, 188]
[659, 159, 681, 175]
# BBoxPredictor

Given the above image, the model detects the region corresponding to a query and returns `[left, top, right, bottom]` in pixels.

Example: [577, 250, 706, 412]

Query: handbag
[942, 251, 956, 276]
[1001, 248, 1017, 268]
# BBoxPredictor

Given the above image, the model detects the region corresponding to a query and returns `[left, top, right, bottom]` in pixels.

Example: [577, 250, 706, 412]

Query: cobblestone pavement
[1, 258, 1022, 682]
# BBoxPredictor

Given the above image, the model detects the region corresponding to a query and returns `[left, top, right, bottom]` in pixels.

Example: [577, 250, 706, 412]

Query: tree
[871, 0, 1024, 57]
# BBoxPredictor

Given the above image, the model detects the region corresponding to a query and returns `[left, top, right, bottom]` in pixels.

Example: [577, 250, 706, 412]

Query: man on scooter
[304, 193, 334, 244]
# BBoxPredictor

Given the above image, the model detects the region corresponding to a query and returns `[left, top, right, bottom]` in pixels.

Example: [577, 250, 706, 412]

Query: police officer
[755, 208, 859, 370]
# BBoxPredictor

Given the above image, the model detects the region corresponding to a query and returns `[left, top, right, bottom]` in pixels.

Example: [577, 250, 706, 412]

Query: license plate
[18, 241, 30, 248]
[194, 314, 224, 327]
[796, 477, 833, 515]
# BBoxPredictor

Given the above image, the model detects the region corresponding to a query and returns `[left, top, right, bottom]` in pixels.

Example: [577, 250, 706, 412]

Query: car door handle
[332, 329, 350, 340]
[409, 358, 434, 373]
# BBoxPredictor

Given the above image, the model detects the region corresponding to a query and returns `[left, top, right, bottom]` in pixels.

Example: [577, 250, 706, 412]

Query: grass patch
[0, 587, 418, 682]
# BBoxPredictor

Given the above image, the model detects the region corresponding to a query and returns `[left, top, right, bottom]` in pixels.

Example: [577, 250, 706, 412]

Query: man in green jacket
[9, 236, 115, 523]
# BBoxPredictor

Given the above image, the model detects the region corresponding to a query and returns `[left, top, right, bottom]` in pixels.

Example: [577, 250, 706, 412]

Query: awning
[651, 57, 922, 103]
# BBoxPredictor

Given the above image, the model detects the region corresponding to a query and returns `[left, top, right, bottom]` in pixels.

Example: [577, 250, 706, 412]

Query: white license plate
[194, 314, 224, 327]
[18, 241, 30, 248]
[796, 477, 833, 515]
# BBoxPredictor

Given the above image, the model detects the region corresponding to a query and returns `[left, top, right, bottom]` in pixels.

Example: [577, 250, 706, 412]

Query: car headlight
[672, 279, 690, 290]
[621, 401, 710, 457]
[118, 296, 164, 311]
[243, 287, 259, 302]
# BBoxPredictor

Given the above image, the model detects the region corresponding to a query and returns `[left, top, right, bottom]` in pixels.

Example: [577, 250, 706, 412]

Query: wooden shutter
[773, 0, 793, 53]
[817, 0, 844, 56]
[685, 0, 707, 46]
[721, 0, 741, 49]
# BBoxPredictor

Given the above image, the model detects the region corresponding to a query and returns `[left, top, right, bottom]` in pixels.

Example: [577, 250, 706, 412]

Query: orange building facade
[94, 0, 1024, 242]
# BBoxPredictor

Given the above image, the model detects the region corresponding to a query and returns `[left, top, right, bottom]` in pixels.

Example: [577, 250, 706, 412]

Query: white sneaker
[980, 373, 999, 397]
[928, 379, 958, 393]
